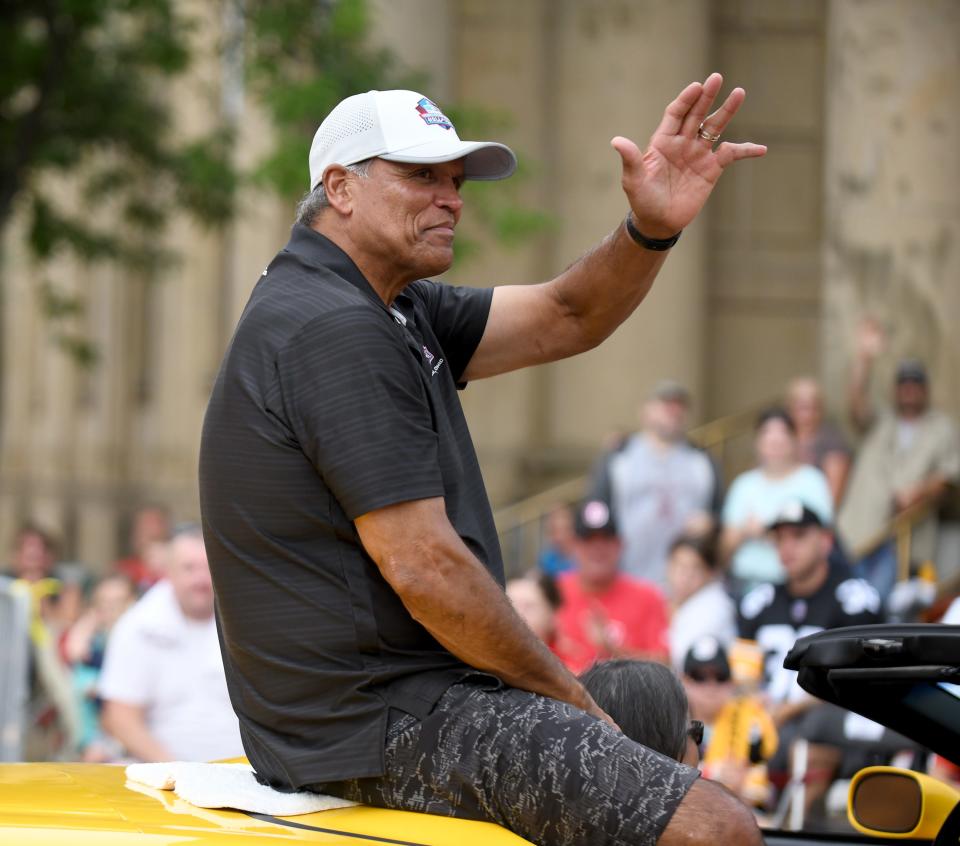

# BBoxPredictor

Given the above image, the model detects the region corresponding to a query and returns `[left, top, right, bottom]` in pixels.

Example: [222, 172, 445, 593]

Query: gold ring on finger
[697, 121, 721, 143]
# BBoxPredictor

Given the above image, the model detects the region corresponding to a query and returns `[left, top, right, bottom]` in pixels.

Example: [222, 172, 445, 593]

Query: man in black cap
[738, 499, 883, 816]
[739, 500, 882, 711]
[839, 318, 960, 599]
[553, 500, 670, 674]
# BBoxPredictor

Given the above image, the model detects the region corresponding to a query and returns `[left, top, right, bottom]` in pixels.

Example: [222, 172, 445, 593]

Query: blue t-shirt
[722, 465, 833, 585]
[537, 547, 574, 576]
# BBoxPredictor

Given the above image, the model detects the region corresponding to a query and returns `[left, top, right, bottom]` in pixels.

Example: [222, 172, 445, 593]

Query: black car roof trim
[243, 811, 431, 846]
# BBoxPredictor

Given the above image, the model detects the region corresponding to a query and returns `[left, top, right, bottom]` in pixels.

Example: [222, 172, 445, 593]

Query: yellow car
[2, 623, 957, 845]
[786, 623, 960, 843]
[0, 758, 534, 844]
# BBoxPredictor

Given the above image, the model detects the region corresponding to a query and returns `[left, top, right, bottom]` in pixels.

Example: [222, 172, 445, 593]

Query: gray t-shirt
[591, 434, 717, 585]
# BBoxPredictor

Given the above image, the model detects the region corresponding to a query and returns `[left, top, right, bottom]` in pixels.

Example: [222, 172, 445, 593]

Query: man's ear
[322, 165, 356, 215]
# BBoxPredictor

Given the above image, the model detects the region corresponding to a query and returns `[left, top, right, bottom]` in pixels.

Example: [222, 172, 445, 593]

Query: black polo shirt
[199, 224, 501, 788]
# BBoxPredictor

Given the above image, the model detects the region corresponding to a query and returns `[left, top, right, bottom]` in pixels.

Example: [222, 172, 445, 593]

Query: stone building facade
[1, 0, 958, 570]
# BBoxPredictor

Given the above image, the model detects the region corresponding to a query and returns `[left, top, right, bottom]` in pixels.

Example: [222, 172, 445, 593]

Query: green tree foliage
[0, 0, 236, 263]
[242, 0, 552, 265]
[0, 0, 549, 359]
[243, 0, 421, 199]
[1, 0, 236, 362]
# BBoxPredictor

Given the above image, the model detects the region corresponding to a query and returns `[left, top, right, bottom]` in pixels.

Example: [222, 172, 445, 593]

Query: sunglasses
[687, 670, 731, 684]
[688, 719, 704, 749]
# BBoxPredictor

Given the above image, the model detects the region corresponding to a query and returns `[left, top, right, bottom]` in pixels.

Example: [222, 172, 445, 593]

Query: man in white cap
[200, 80, 765, 846]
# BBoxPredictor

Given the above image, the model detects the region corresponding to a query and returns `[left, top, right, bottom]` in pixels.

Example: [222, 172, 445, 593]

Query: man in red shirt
[555, 499, 670, 673]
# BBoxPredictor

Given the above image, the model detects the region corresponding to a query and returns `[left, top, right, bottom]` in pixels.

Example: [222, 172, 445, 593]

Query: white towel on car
[125, 762, 358, 816]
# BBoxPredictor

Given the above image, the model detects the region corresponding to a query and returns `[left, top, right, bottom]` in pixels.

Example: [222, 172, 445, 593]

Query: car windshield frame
[785, 623, 960, 767]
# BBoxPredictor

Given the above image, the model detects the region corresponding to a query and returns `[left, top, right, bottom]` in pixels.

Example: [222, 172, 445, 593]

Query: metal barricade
[0, 579, 30, 761]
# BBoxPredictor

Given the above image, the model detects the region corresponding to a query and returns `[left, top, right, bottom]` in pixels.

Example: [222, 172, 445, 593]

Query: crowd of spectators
[509, 319, 960, 823]
[1, 316, 958, 829]
[0, 508, 242, 765]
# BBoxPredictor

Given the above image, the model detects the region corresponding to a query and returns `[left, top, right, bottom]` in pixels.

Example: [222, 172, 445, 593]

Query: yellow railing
[853, 496, 940, 584]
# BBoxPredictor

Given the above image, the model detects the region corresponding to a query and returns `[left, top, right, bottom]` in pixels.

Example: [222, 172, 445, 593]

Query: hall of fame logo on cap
[416, 97, 453, 129]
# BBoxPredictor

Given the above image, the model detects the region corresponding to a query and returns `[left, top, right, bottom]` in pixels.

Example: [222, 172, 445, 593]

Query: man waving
[200, 75, 765, 846]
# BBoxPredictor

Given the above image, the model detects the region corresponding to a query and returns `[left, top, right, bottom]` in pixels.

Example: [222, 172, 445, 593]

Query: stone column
[0, 219, 40, 552]
[822, 0, 960, 423]
[542, 0, 711, 455]
[449, 0, 711, 502]
[369, 0, 454, 101]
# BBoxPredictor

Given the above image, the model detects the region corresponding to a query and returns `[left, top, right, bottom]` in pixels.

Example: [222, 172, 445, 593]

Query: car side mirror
[848, 766, 960, 839]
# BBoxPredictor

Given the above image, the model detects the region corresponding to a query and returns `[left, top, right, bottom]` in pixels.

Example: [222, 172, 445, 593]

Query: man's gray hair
[295, 158, 374, 226]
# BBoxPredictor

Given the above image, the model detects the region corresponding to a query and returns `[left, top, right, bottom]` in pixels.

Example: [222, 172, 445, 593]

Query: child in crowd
[666, 533, 736, 670]
[682, 636, 778, 809]
[62, 574, 136, 761]
[505, 571, 563, 655]
[536, 503, 576, 576]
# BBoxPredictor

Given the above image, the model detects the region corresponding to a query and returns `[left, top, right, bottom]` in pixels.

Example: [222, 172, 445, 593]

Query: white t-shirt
[98, 580, 242, 762]
[669, 580, 737, 671]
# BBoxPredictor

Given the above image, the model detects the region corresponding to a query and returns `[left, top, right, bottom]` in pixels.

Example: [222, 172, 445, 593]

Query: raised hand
[611, 73, 766, 239]
[855, 315, 886, 361]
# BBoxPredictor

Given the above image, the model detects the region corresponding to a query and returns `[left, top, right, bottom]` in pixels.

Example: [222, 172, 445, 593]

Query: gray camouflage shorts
[312, 678, 700, 846]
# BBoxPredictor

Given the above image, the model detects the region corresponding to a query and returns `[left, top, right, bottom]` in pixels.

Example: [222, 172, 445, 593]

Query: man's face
[666, 545, 709, 605]
[755, 418, 797, 467]
[12, 532, 55, 582]
[642, 397, 689, 441]
[786, 379, 821, 431]
[132, 508, 170, 556]
[895, 379, 928, 418]
[166, 535, 215, 620]
[573, 533, 622, 586]
[683, 673, 734, 724]
[772, 524, 829, 583]
[348, 158, 465, 281]
[92, 577, 135, 630]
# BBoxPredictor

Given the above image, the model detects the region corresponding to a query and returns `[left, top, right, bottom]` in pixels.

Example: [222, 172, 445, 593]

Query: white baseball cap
[308, 89, 517, 190]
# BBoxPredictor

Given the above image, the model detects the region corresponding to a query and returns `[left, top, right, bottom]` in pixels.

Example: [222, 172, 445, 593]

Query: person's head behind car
[579, 659, 699, 766]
